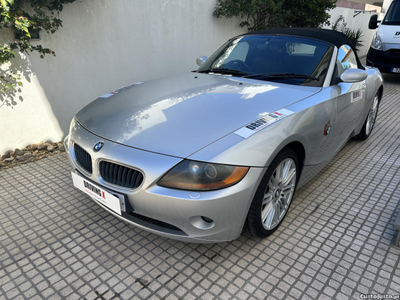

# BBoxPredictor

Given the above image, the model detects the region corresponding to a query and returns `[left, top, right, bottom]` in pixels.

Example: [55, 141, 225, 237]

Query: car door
[333, 45, 366, 150]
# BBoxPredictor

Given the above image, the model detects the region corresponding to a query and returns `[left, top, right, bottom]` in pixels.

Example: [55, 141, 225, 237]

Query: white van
[367, 0, 400, 73]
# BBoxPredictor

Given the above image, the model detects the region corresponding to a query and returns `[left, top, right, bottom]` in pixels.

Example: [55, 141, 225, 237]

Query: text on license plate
[391, 68, 400, 73]
[71, 172, 123, 215]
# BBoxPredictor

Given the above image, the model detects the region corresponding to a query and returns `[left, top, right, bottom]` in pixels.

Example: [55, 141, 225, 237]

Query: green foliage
[331, 14, 345, 31]
[0, 0, 77, 98]
[331, 15, 364, 51]
[214, 0, 337, 31]
[342, 27, 364, 51]
[0, 70, 21, 91]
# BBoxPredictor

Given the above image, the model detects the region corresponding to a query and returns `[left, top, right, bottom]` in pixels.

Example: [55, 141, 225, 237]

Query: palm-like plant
[342, 28, 364, 51]
[331, 15, 364, 51]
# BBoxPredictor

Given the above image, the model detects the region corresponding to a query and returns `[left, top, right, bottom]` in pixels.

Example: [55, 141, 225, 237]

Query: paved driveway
[1, 75, 400, 300]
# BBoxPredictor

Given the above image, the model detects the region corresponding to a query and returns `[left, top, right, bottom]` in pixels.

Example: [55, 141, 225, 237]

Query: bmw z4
[66, 28, 384, 242]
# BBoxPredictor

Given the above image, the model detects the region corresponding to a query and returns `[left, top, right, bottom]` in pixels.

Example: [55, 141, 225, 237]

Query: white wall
[324, 6, 382, 57]
[0, 0, 244, 154]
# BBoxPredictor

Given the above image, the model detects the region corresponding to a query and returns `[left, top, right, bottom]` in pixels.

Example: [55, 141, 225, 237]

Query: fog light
[189, 216, 215, 230]
[201, 216, 213, 223]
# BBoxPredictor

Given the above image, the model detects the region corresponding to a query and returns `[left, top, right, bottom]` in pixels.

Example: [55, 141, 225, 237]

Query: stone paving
[1, 74, 400, 300]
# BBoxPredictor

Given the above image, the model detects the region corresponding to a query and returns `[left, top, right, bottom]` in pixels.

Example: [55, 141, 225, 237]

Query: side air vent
[127, 212, 186, 235]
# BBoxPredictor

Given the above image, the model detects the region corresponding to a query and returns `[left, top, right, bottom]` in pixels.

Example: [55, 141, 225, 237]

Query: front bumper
[366, 47, 400, 73]
[66, 119, 264, 242]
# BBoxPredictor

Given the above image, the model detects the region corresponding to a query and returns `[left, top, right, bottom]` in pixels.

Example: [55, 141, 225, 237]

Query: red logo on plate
[102, 191, 105, 199]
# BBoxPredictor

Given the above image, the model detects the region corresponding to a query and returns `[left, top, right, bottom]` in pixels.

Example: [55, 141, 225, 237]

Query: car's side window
[332, 44, 359, 84]
[336, 45, 358, 76]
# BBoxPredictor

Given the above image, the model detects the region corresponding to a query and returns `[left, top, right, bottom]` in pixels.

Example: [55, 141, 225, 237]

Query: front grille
[389, 49, 400, 57]
[385, 50, 400, 66]
[74, 144, 92, 174]
[128, 212, 186, 235]
[99, 161, 144, 189]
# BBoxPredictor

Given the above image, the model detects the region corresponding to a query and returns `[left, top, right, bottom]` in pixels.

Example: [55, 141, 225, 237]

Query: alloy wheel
[366, 95, 379, 136]
[261, 158, 296, 230]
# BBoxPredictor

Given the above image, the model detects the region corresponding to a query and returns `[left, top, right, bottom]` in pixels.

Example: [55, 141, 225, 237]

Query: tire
[356, 92, 380, 141]
[245, 148, 299, 238]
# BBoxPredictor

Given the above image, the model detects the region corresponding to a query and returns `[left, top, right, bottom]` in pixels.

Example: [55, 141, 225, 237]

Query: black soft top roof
[239, 28, 364, 69]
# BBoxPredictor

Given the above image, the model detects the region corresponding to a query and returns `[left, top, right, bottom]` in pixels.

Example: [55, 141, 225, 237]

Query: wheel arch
[285, 141, 305, 180]
[378, 85, 383, 100]
[244, 139, 306, 237]
[264, 137, 307, 180]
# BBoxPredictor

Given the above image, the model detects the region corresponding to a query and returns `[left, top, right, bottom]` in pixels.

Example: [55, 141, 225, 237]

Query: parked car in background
[367, 0, 400, 73]
[66, 28, 383, 242]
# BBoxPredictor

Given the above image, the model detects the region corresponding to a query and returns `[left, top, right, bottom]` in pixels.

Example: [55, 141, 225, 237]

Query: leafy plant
[213, 0, 337, 31]
[331, 15, 364, 51]
[0, 0, 77, 101]
[342, 28, 364, 51]
[331, 15, 346, 31]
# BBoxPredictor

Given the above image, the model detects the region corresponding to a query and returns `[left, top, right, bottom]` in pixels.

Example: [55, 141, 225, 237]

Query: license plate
[71, 172, 124, 215]
[391, 68, 400, 73]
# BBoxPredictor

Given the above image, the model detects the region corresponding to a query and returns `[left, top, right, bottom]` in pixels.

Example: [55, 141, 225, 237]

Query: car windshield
[197, 35, 333, 87]
[382, 1, 400, 25]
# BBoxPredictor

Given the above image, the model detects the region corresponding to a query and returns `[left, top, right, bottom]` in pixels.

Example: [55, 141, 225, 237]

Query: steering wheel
[222, 60, 251, 72]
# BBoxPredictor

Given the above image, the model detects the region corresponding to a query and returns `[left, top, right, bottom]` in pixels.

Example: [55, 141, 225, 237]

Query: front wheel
[357, 93, 380, 140]
[245, 148, 298, 238]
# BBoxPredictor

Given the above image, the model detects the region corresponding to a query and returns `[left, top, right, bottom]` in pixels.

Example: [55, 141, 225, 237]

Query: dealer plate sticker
[71, 172, 122, 215]
[351, 90, 363, 103]
[234, 108, 295, 139]
[391, 68, 400, 73]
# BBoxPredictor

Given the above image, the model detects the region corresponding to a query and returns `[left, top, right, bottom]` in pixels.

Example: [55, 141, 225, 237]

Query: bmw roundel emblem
[93, 141, 104, 152]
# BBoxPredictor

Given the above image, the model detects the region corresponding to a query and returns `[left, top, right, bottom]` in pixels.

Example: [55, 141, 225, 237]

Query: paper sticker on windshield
[234, 108, 295, 139]
[100, 82, 144, 98]
[351, 90, 363, 103]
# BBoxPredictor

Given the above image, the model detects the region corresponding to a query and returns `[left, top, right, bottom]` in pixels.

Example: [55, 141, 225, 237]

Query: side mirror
[196, 56, 208, 67]
[340, 69, 368, 83]
[369, 14, 380, 30]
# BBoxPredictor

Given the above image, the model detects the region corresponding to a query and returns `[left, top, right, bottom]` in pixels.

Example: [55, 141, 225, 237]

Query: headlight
[371, 33, 382, 50]
[63, 135, 70, 153]
[158, 160, 249, 191]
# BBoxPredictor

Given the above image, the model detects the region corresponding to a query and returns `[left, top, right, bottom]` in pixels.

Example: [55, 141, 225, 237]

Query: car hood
[76, 73, 320, 158]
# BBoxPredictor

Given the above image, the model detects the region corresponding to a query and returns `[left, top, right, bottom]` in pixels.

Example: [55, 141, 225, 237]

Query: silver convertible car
[66, 28, 383, 242]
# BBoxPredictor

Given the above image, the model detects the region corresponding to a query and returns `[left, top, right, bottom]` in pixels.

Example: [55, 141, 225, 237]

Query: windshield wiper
[198, 68, 249, 76]
[244, 72, 319, 81]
